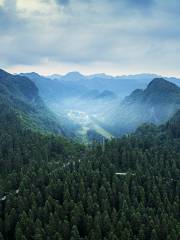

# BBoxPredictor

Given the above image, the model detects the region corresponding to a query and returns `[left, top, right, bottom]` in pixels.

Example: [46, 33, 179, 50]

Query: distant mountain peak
[146, 78, 180, 93]
[0, 69, 10, 78]
[62, 71, 85, 81]
[48, 74, 62, 80]
[118, 73, 161, 80]
[124, 89, 144, 103]
[124, 77, 180, 107]
[64, 71, 84, 77]
[98, 90, 117, 99]
[27, 72, 40, 76]
[20, 72, 42, 78]
[87, 73, 113, 79]
[148, 77, 174, 86]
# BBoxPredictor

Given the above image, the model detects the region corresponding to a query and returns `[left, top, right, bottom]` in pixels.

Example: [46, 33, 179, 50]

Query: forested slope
[0, 69, 63, 134]
[0, 104, 179, 239]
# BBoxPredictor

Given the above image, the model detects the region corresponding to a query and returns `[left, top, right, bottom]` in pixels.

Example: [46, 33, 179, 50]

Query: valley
[0, 68, 179, 240]
[23, 71, 180, 141]
[66, 109, 114, 141]
[49, 103, 114, 143]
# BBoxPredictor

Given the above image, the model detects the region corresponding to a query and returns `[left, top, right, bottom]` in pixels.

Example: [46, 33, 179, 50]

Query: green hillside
[0, 69, 63, 134]
[0, 101, 179, 239]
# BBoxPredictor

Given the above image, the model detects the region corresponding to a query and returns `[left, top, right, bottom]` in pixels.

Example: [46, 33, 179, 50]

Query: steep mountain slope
[20, 72, 88, 103]
[109, 78, 180, 135]
[0, 69, 63, 134]
[166, 109, 180, 138]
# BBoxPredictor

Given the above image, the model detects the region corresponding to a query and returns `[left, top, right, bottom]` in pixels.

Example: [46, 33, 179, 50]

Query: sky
[0, 0, 180, 76]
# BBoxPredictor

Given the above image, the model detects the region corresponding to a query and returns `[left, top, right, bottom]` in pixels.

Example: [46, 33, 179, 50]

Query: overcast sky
[0, 0, 180, 76]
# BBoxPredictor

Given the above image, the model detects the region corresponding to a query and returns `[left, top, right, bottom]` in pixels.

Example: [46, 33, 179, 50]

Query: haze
[0, 0, 180, 77]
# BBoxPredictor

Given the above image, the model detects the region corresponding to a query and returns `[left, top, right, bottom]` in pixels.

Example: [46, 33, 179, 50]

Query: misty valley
[22, 71, 180, 142]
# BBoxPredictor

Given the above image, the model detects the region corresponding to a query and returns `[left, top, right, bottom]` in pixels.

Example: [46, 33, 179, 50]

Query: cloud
[0, 0, 180, 76]
[55, 0, 70, 5]
[128, 0, 155, 8]
[55, 0, 155, 9]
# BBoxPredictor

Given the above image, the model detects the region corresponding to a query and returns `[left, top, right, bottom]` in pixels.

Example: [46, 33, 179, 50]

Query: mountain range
[48, 71, 180, 98]
[19, 71, 180, 139]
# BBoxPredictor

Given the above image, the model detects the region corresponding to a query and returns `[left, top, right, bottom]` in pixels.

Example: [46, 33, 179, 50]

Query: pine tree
[70, 225, 80, 240]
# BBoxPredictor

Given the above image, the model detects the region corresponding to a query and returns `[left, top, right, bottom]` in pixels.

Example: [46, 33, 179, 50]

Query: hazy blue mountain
[119, 73, 161, 80]
[24, 71, 180, 101]
[61, 71, 85, 82]
[80, 89, 117, 100]
[0, 69, 39, 103]
[108, 78, 180, 135]
[125, 78, 180, 105]
[87, 73, 113, 79]
[49, 71, 85, 82]
[96, 90, 117, 100]
[20, 72, 88, 103]
[48, 71, 180, 99]
[47, 73, 62, 79]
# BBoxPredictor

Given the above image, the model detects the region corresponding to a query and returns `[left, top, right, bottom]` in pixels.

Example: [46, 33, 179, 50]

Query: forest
[0, 103, 179, 240]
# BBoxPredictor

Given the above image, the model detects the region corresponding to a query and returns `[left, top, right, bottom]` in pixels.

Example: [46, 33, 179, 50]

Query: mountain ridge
[0, 69, 64, 135]
[108, 77, 180, 135]
[127, 78, 180, 105]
